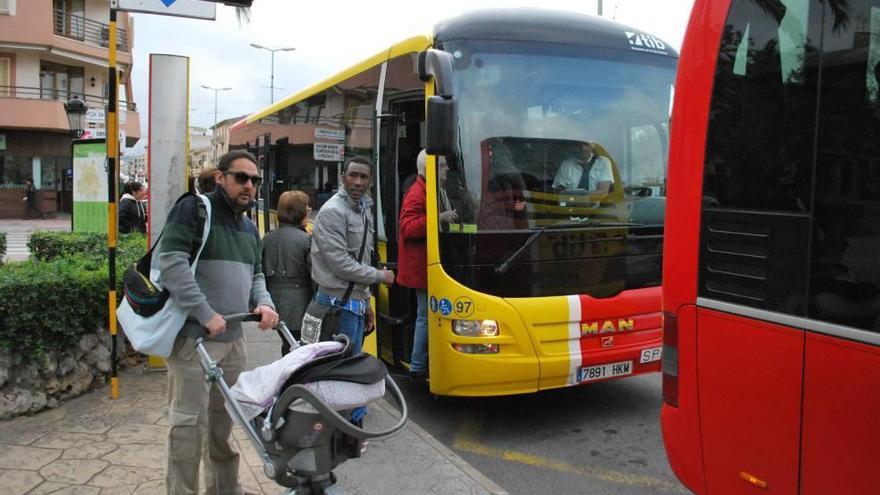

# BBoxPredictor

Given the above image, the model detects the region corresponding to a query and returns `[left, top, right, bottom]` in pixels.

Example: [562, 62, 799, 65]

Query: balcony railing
[0, 86, 137, 112]
[53, 8, 129, 52]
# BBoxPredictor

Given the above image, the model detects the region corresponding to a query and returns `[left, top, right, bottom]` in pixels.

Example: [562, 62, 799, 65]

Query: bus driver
[552, 141, 614, 194]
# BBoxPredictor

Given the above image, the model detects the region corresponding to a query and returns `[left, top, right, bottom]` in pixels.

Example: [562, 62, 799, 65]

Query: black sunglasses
[225, 171, 262, 187]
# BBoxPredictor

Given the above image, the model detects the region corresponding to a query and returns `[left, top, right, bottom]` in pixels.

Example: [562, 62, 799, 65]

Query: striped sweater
[157, 188, 274, 342]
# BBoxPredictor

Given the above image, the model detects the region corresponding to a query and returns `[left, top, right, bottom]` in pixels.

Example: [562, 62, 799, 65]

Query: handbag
[122, 196, 208, 317]
[116, 193, 212, 357]
[301, 208, 369, 345]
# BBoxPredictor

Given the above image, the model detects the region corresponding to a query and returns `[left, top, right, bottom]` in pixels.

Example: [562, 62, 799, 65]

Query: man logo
[601, 336, 614, 348]
[581, 318, 635, 336]
[624, 31, 667, 53]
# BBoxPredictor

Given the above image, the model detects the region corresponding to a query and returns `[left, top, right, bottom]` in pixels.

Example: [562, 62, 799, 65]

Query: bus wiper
[495, 226, 547, 275]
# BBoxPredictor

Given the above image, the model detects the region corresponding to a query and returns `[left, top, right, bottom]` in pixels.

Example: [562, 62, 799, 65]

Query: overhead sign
[314, 142, 344, 162]
[114, 0, 216, 20]
[315, 128, 345, 141]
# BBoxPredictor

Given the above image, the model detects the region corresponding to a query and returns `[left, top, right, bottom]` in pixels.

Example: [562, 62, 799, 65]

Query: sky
[127, 0, 695, 153]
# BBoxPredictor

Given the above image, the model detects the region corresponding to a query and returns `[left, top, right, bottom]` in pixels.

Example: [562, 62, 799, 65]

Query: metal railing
[0, 86, 137, 112]
[53, 8, 128, 52]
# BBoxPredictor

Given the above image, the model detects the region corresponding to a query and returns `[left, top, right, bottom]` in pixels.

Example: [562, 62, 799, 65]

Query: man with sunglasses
[158, 149, 279, 494]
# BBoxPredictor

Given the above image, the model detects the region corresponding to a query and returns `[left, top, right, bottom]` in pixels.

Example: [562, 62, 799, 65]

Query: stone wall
[0, 328, 141, 420]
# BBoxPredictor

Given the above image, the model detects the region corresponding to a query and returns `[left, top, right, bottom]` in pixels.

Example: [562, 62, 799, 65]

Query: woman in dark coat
[119, 181, 147, 233]
[262, 190, 314, 355]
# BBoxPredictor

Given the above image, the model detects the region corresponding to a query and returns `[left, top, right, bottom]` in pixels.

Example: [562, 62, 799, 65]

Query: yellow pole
[107, 6, 120, 399]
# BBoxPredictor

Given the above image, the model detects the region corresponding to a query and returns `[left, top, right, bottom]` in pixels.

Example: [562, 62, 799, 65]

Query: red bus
[662, 0, 880, 493]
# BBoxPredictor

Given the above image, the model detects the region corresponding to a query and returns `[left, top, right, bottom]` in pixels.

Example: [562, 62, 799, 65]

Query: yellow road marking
[453, 420, 688, 494]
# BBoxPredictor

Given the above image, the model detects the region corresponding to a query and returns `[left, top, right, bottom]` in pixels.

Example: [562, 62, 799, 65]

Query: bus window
[809, 0, 880, 333]
[699, 0, 822, 315]
[245, 64, 381, 215]
[436, 38, 676, 297]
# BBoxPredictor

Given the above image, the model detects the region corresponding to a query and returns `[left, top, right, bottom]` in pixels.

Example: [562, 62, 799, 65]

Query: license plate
[639, 346, 663, 364]
[577, 360, 632, 383]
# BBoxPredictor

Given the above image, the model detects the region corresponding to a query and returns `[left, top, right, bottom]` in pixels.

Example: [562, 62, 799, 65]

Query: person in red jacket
[398, 150, 457, 381]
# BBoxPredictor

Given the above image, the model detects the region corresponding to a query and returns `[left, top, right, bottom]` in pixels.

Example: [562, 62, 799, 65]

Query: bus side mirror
[426, 96, 457, 156]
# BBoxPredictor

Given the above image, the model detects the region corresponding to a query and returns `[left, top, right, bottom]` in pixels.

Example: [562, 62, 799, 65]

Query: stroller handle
[200, 313, 299, 349]
[271, 374, 408, 441]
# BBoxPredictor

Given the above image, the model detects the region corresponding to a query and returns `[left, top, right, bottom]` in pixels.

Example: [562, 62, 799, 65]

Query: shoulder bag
[116, 193, 212, 357]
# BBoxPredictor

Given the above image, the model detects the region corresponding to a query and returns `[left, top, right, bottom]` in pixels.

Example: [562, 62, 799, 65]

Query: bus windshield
[436, 39, 676, 298]
[443, 39, 676, 231]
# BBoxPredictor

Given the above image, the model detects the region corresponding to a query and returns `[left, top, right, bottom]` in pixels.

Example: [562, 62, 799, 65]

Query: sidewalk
[0, 215, 71, 263]
[0, 325, 507, 495]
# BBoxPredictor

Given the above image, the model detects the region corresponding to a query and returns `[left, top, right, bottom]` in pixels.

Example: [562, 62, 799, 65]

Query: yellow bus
[234, 8, 677, 396]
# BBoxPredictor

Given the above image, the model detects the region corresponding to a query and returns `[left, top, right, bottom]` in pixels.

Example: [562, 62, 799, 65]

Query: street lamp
[249, 43, 295, 104]
[200, 85, 231, 166]
[64, 96, 88, 138]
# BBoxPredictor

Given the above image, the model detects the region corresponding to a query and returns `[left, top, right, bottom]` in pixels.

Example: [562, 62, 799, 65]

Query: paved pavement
[0, 215, 71, 263]
[0, 220, 505, 494]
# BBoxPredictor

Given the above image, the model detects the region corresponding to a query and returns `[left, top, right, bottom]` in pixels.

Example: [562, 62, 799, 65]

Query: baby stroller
[195, 313, 408, 495]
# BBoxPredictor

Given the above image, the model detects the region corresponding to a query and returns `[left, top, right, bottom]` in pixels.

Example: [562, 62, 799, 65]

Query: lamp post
[249, 43, 295, 104]
[64, 95, 88, 138]
[200, 85, 231, 166]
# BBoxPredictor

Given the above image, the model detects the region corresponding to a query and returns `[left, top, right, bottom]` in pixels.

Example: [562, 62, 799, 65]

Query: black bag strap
[339, 207, 369, 305]
[134, 192, 208, 276]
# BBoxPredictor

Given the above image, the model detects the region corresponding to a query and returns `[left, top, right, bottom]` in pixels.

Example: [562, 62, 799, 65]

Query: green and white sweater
[158, 188, 274, 342]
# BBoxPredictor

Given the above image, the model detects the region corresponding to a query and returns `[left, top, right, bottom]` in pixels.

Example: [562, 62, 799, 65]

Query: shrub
[0, 232, 5, 263]
[0, 232, 147, 362]
[29, 231, 108, 261]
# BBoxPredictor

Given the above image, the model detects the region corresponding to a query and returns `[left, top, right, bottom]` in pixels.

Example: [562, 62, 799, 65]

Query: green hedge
[0, 232, 6, 262]
[0, 232, 147, 363]
[29, 231, 130, 262]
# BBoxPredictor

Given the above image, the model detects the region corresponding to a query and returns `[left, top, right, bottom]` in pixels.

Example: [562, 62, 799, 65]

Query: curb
[377, 399, 508, 495]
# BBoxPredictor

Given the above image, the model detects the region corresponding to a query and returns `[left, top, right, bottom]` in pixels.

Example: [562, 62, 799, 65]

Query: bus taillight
[662, 311, 679, 407]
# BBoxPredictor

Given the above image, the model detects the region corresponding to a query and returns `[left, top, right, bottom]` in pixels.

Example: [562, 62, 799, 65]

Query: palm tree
[234, 6, 251, 24]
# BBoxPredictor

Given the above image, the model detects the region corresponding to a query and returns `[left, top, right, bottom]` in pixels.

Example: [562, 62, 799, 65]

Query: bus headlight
[453, 319, 499, 337]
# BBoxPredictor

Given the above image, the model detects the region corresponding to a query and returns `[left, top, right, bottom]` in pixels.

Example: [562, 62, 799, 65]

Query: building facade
[0, 0, 141, 217]
[188, 126, 212, 177]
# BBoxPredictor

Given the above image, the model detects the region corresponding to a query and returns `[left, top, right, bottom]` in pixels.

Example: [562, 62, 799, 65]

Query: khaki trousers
[165, 335, 247, 495]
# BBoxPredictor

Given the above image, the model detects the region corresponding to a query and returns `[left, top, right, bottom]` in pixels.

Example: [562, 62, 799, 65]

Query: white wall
[85, 0, 109, 24]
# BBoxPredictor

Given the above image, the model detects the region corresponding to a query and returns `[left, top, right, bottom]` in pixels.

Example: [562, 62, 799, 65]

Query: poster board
[72, 139, 108, 233]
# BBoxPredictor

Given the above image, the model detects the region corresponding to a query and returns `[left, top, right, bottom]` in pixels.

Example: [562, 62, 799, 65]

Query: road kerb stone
[377, 400, 509, 495]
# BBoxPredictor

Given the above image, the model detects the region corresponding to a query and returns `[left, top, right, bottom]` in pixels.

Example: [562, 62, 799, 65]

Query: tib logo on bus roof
[581, 318, 635, 336]
[624, 31, 668, 55]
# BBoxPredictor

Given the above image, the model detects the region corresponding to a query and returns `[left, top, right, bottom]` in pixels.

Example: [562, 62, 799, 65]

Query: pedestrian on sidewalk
[311, 156, 393, 353]
[22, 178, 45, 219]
[262, 190, 313, 356]
[398, 150, 457, 382]
[158, 150, 279, 494]
[310, 156, 394, 427]
[118, 181, 147, 234]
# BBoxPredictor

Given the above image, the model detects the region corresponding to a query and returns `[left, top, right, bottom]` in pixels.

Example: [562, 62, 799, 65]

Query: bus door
[799, 0, 880, 492]
[376, 96, 425, 367]
[694, 0, 822, 491]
